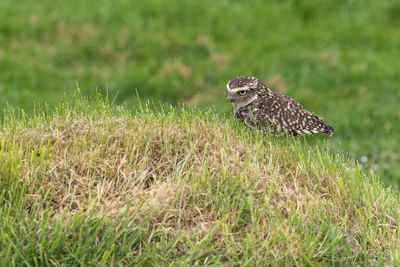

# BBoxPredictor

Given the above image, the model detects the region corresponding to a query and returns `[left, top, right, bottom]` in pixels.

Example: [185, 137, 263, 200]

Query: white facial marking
[232, 94, 258, 113]
[227, 87, 250, 93]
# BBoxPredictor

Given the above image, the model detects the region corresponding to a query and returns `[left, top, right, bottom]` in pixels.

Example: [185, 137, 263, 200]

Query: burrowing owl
[226, 75, 334, 136]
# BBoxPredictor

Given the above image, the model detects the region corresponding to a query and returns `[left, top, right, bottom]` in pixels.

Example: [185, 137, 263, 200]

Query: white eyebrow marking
[227, 87, 250, 93]
[226, 81, 230, 90]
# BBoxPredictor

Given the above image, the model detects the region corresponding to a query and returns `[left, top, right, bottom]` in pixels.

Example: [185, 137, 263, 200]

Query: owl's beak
[226, 93, 233, 102]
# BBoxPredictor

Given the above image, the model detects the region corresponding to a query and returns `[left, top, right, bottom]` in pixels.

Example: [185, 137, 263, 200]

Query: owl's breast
[234, 101, 262, 127]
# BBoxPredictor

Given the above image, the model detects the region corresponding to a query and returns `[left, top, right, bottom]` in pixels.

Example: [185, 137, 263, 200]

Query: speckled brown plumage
[226, 75, 334, 136]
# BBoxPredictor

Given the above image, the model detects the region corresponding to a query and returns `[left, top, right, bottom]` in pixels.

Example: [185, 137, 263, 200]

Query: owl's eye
[238, 90, 247, 96]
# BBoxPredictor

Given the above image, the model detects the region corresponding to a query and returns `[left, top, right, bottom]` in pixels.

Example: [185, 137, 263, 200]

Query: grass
[0, 0, 399, 186]
[0, 92, 399, 265]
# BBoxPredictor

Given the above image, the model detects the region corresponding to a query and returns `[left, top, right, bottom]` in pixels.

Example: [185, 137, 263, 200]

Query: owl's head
[226, 75, 270, 112]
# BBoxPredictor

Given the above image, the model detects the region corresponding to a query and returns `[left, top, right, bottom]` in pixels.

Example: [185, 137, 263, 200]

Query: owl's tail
[323, 125, 335, 137]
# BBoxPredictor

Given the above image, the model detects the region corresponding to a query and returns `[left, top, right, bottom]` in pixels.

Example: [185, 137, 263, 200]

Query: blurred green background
[0, 0, 399, 186]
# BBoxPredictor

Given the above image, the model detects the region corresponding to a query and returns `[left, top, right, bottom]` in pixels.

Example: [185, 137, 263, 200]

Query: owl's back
[236, 91, 334, 136]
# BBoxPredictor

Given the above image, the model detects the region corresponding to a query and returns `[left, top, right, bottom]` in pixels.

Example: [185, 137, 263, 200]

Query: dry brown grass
[0, 106, 399, 265]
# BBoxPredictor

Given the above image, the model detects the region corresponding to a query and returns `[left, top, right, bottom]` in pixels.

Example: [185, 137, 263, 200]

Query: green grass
[0, 93, 399, 265]
[0, 0, 399, 186]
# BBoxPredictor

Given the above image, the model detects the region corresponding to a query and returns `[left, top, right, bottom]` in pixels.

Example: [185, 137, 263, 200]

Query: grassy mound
[0, 94, 399, 265]
[2, 0, 400, 185]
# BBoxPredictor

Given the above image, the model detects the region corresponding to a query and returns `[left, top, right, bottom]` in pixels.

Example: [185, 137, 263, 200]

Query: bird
[226, 75, 334, 136]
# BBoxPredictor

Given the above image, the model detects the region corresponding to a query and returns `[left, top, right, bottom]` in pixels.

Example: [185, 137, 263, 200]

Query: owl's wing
[259, 92, 332, 136]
